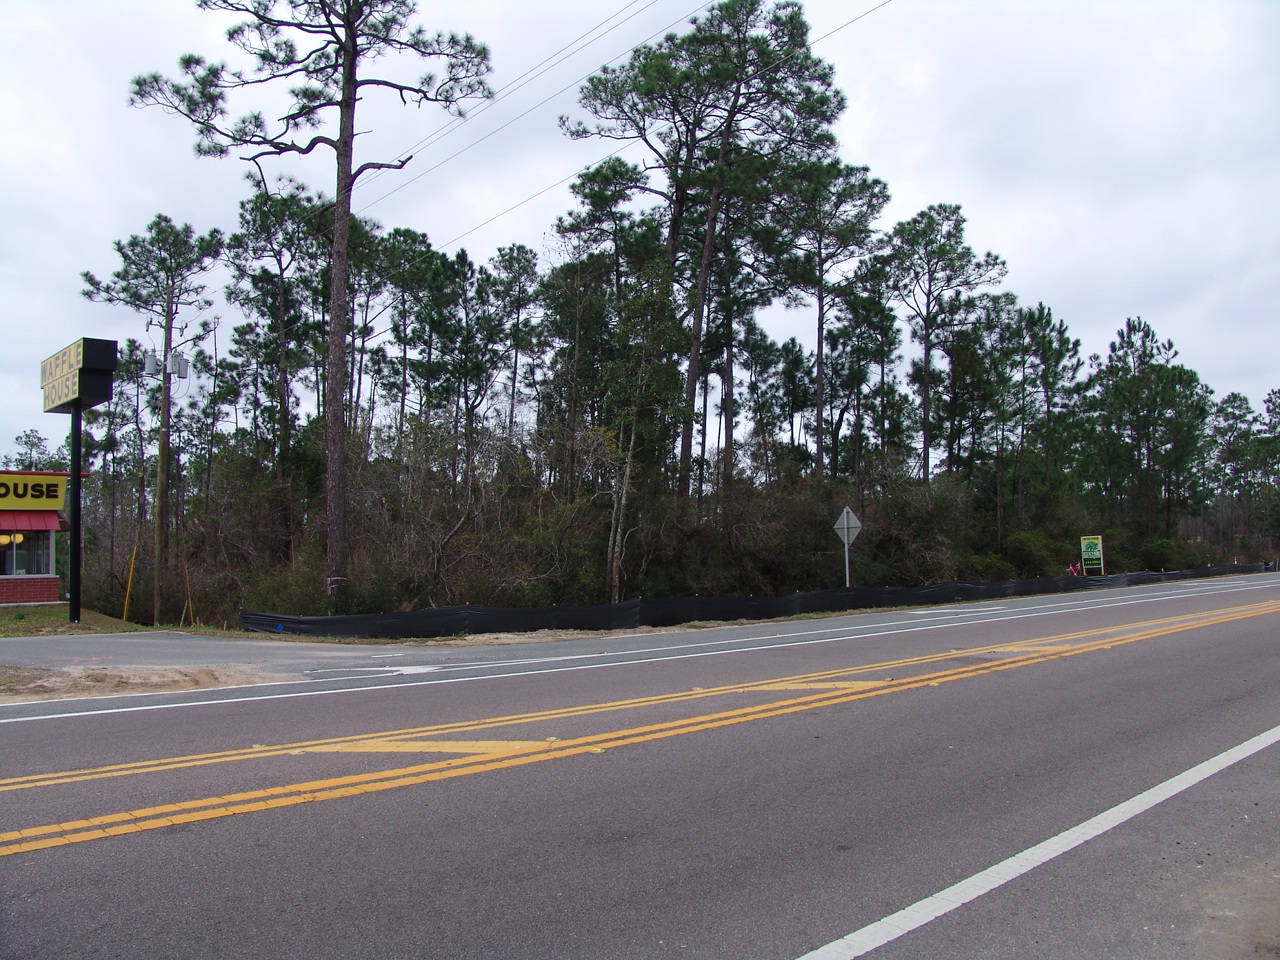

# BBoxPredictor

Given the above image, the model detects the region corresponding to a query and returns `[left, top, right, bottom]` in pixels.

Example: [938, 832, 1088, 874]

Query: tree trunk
[698, 375, 709, 502]
[722, 330, 735, 492]
[276, 269, 291, 470]
[324, 23, 358, 601]
[608, 423, 637, 604]
[814, 242, 826, 477]
[508, 312, 520, 438]
[398, 325, 408, 458]
[677, 86, 740, 498]
[920, 322, 933, 482]
[153, 284, 174, 625]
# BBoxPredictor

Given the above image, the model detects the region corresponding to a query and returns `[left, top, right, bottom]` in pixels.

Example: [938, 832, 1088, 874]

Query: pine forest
[7, 0, 1278, 625]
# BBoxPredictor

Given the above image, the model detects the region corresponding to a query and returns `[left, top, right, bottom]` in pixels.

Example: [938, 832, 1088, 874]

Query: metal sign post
[41, 338, 117, 623]
[833, 506, 863, 588]
[69, 400, 82, 622]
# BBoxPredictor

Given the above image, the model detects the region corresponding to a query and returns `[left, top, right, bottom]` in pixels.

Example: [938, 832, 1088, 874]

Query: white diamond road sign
[834, 506, 862, 546]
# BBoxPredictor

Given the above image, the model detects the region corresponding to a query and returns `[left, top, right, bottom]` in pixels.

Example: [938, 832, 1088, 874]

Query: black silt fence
[240, 564, 1268, 640]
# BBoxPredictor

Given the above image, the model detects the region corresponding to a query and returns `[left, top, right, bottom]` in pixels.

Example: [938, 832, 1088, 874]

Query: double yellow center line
[4, 598, 1277, 857]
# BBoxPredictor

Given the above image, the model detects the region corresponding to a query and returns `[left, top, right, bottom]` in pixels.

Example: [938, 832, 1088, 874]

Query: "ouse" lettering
[0, 482, 59, 499]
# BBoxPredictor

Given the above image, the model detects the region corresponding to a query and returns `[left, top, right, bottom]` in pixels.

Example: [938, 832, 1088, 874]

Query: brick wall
[0, 577, 62, 605]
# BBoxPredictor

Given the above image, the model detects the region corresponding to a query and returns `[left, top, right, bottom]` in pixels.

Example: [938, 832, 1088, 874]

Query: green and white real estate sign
[1080, 536, 1105, 575]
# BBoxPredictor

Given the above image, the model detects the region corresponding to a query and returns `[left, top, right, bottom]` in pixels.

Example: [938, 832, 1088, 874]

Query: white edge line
[3, 577, 1277, 724]
[0, 600, 1188, 723]
[793, 721, 1280, 960]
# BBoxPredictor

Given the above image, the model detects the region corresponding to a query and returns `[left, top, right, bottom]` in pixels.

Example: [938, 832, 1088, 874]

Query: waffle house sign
[41, 338, 117, 413]
[39, 337, 116, 621]
[0, 473, 67, 510]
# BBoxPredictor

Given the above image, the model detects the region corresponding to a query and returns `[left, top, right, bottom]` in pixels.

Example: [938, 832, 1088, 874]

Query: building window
[0, 531, 53, 576]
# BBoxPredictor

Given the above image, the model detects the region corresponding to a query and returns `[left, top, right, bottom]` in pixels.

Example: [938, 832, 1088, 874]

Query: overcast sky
[2, 0, 1277, 460]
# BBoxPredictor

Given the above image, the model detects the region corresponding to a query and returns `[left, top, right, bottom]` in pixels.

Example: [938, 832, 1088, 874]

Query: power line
[226, 2, 710, 296]
[215, 0, 898, 361]
[204, 3, 708, 352]
[812, 0, 896, 45]
[346, 0, 899, 347]
[222, 3, 707, 251]
[354, 1, 715, 215]
[415, 0, 898, 248]
[355, 0, 675, 195]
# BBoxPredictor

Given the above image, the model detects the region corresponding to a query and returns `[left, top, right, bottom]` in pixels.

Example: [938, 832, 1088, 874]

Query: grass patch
[0, 605, 152, 638]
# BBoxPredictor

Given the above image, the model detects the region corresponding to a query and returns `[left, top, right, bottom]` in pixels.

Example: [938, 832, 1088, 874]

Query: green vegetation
[0, 605, 143, 638]
[7, 0, 1276, 626]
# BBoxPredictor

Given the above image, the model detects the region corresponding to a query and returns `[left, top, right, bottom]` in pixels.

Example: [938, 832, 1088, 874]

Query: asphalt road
[2, 573, 1279, 959]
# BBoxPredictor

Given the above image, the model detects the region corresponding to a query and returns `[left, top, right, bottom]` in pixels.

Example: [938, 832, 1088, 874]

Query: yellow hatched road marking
[3, 598, 1278, 796]
[3, 598, 1279, 857]
[307, 739, 547, 754]
[752, 682, 882, 691]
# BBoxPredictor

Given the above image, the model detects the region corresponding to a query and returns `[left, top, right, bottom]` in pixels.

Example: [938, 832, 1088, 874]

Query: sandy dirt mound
[1191, 856, 1280, 959]
[414, 624, 701, 646]
[0, 665, 290, 702]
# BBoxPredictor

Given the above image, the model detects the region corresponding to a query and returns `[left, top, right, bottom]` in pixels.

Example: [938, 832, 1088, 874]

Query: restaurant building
[0, 470, 67, 605]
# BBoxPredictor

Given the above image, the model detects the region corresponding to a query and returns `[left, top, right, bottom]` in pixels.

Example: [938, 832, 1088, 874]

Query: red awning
[0, 511, 61, 531]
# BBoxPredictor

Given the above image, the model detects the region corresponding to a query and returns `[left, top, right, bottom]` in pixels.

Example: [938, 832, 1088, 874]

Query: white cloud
[1, 0, 1277, 456]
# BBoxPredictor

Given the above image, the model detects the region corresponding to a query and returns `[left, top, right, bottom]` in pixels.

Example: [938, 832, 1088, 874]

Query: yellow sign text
[0, 472, 67, 512]
[40, 340, 86, 387]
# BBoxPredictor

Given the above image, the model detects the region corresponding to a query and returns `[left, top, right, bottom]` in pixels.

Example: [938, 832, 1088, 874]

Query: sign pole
[41, 337, 116, 625]
[69, 399, 82, 624]
[832, 506, 863, 589]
